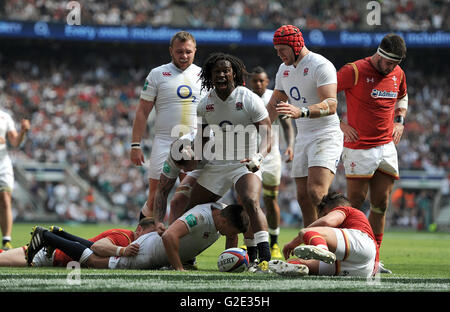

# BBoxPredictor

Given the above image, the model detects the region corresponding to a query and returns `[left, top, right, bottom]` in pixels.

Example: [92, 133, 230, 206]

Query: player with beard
[337, 34, 408, 273]
[185, 53, 273, 272]
[265, 25, 343, 228]
[130, 31, 202, 222]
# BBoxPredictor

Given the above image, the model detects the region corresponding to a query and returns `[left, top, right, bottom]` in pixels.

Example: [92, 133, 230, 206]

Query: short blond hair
[170, 31, 196, 47]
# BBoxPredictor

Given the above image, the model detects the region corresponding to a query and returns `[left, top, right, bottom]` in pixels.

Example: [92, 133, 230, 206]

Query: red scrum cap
[273, 25, 305, 57]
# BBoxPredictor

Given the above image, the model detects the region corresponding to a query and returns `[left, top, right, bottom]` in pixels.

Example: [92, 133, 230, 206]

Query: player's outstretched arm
[90, 238, 139, 257]
[161, 220, 189, 271]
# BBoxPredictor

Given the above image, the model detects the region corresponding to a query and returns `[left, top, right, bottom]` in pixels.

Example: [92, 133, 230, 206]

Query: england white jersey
[140, 62, 202, 139]
[0, 110, 15, 169]
[197, 86, 269, 163]
[128, 203, 222, 269]
[275, 51, 339, 134]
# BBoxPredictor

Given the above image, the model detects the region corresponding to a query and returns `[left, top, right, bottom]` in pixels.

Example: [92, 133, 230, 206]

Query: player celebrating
[130, 31, 202, 221]
[0, 109, 30, 250]
[337, 34, 408, 273]
[248, 66, 295, 259]
[266, 25, 343, 227]
[183, 53, 273, 272]
[270, 191, 379, 277]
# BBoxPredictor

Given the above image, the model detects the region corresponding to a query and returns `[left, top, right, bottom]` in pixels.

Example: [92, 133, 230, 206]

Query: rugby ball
[217, 248, 249, 273]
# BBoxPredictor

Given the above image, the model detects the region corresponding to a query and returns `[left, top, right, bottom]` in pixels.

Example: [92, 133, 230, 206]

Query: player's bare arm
[153, 174, 177, 229]
[279, 115, 295, 162]
[266, 89, 288, 123]
[225, 233, 238, 249]
[130, 98, 155, 166]
[240, 117, 272, 172]
[161, 220, 189, 271]
[393, 95, 408, 144]
[307, 210, 346, 228]
[90, 238, 140, 257]
[340, 120, 359, 143]
[7, 119, 30, 147]
[275, 83, 338, 119]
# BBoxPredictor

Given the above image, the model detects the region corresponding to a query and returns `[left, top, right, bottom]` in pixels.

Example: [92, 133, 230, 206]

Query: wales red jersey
[52, 229, 134, 267]
[337, 57, 407, 149]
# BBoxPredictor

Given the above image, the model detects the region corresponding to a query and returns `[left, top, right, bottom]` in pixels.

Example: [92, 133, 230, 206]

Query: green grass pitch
[1, 222, 449, 294]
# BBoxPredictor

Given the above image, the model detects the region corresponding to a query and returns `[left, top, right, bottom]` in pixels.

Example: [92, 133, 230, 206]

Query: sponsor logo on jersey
[371, 89, 398, 99]
[163, 161, 171, 174]
[162, 72, 172, 76]
[185, 214, 198, 228]
[283, 70, 290, 77]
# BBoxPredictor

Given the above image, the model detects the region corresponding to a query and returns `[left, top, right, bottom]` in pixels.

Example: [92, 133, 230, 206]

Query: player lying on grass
[268, 191, 379, 277]
[0, 218, 156, 267]
[26, 202, 249, 271]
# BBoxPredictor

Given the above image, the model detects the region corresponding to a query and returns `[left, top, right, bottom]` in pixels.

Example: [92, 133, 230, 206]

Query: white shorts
[197, 162, 262, 197]
[147, 136, 175, 180]
[0, 161, 14, 192]
[108, 232, 166, 270]
[342, 141, 399, 179]
[261, 151, 282, 187]
[291, 130, 343, 178]
[319, 228, 377, 277]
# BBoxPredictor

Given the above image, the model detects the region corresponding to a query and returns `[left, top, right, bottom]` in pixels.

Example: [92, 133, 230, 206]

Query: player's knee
[370, 204, 388, 215]
[262, 187, 278, 199]
[307, 189, 324, 206]
[240, 196, 260, 213]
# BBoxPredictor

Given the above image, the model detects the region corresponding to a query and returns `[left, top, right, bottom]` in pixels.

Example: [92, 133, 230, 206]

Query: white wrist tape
[395, 94, 408, 110]
[246, 153, 264, 173]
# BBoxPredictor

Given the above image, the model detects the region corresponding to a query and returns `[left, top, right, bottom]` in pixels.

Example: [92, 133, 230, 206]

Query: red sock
[303, 231, 329, 251]
[375, 233, 383, 248]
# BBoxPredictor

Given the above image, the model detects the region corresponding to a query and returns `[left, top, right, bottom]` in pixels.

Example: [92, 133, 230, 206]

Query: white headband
[377, 47, 403, 62]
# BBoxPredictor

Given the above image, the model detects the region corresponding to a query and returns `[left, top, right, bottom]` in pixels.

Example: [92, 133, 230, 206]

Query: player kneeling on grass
[25, 203, 249, 271]
[269, 191, 379, 277]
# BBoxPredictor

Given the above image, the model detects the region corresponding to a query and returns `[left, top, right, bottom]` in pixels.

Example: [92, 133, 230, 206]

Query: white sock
[244, 238, 256, 247]
[79, 249, 93, 264]
[2, 236, 11, 242]
[254, 231, 269, 245]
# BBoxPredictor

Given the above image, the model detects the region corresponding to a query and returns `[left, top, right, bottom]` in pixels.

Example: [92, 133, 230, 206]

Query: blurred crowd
[1, 0, 449, 31]
[0, 40, 448, 227]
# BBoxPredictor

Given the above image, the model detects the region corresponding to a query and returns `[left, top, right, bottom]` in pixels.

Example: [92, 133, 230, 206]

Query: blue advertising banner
[0, 20, 449, 47]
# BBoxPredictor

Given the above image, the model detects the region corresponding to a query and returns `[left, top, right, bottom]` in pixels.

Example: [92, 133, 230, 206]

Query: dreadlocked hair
[200, 52, 248, 91]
